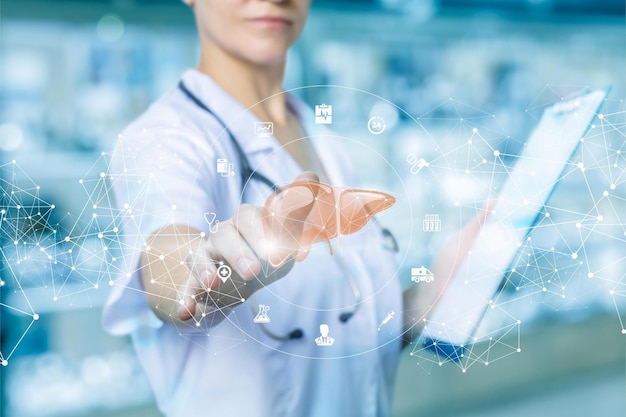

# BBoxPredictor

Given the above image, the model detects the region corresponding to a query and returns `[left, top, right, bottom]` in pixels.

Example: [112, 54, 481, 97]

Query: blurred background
[0, 0, 625, 416]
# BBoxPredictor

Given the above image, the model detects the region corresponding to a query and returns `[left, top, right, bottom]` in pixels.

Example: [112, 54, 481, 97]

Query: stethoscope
[178, 80, 398, 341]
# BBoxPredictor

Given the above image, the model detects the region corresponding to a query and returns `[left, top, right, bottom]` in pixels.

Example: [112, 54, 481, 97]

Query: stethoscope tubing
[177, 80, 365, 340]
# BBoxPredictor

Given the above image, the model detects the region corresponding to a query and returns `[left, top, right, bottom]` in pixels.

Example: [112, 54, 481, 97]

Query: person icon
[253, 304, 271, 324]
[314, 324, 335, 347]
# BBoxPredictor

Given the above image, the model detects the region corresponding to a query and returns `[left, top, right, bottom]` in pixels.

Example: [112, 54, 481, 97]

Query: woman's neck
[197, 44, 290, 125]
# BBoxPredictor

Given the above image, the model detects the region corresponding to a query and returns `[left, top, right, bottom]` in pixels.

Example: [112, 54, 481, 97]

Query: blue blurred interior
[0, 1, 624, 416]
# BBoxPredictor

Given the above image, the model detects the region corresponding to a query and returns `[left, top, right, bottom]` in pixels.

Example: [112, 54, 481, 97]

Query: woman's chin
[239, 42, 291, 66]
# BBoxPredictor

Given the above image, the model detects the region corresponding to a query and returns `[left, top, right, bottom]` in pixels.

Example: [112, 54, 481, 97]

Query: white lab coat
[103, 69, 402, 417]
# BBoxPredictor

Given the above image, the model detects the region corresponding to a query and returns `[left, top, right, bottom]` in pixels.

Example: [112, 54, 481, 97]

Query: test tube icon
[423, 214, 441, 232]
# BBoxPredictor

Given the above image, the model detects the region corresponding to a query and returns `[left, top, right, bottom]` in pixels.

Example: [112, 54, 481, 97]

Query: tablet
[421, 88, 610, 361]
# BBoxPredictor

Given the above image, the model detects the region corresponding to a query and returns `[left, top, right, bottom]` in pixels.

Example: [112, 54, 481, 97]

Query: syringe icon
[377, 310, 396, 331]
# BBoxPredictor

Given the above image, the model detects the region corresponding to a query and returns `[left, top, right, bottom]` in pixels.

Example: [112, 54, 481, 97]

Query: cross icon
[217, 264, 232, 283]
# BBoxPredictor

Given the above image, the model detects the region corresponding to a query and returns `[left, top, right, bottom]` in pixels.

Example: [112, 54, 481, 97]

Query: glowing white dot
[609, 289, 614, 295]
[571, 253, 578, 259]
[1, 360, 7, 366]
[462, 369, 467, 373]
[576, 222, 582, 229]
[113, 227, 119, 233]
[598, 113, 604, 119]
[621, 329, 626, 334]
[597, 215, 603, 221]
[109, 280, 114, 286]
[493, 150, 500, 157]
[98, 233, 104, 239]
[588, 272, 594, 278]
[467, 140, 472, 144]
[517, 348, 521, 352]
[472, 128, 478, 133]
[159, 255, 165, 260]
[53, 296, 58, 301]
[610, 184, 616, 190]
[603, 191, 609, 196]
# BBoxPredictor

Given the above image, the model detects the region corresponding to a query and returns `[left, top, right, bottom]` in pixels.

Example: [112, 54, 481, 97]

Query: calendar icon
[315, 104, 333, 124]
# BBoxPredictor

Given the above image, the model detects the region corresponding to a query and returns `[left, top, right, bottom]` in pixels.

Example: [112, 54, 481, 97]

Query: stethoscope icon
[203, 212, 219, 233]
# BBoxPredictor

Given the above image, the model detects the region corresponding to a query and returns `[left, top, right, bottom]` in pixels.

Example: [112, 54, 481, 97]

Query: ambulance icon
[411, 266, 434, 283]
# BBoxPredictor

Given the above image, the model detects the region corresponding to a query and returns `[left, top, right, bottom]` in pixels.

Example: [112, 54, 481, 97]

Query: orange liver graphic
[262, 179, 396, 266]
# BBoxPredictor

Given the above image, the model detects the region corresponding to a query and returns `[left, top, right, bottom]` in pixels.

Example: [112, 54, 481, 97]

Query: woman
[104, 1, 485, 416]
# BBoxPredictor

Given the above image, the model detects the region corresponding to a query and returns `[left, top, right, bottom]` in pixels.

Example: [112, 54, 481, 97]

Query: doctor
[103, 0, 487, 416]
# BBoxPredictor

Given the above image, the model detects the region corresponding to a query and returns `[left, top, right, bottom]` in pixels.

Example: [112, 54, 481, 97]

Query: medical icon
[315, 104, 332, 124]
[411, 266, 434, 283]
[255, 122, 273, 137]
[406, 154, 428, 174]
[377, 310, 395, 331]
[203, 212, 219, 233]
[216, 158, 235, 177]
[367, 116, 386, 135]
[262, 179, 396, 266]
[216, 263, 232, 283]
[423, 214, 441, 232]
[253, 304, 271, 323]
[315, 324, 335, 346]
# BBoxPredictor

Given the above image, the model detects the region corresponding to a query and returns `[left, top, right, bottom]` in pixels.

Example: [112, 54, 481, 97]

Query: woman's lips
[247, 17, 292, 29]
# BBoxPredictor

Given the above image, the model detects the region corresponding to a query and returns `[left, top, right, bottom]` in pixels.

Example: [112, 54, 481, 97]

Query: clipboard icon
[315, 104, 332, 124]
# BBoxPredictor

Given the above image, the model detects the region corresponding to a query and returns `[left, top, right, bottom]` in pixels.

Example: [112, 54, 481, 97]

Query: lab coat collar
[181, 69, 307, 156]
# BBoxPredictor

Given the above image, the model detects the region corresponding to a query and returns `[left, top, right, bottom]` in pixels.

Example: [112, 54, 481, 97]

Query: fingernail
[237, 257, 254, 277]
[178, 298, 190, 319]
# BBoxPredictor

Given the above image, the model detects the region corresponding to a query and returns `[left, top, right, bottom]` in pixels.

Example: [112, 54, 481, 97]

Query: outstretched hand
[176, 172, 320, 320]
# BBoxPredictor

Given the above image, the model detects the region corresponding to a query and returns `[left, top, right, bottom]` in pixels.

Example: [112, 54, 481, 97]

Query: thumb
[263, 171, 322, 266]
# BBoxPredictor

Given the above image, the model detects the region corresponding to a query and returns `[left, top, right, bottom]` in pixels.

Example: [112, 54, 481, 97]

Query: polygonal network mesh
[407, 86, 625, 370]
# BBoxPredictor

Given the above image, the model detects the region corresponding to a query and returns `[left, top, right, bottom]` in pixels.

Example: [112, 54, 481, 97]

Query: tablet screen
[421, 88, 610, 359]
